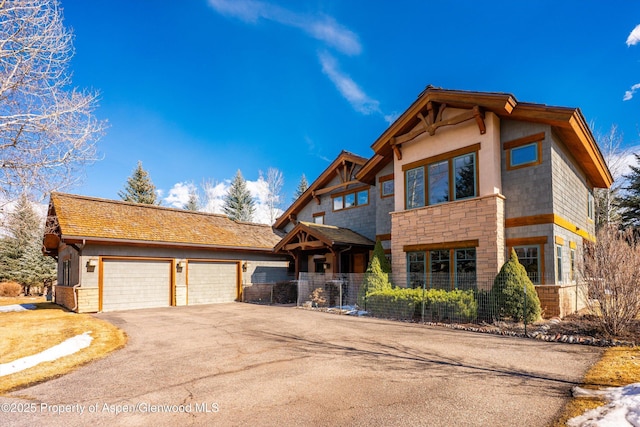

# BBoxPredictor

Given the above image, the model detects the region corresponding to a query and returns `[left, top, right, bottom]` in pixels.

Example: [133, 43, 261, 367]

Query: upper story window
[404, 144, 479, 210]
[379, 173, 394, 198]
[332, 188, 369, 211]
[504, 132, 544, 171]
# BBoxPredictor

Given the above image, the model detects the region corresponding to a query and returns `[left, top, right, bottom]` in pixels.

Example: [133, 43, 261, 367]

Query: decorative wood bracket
[389, 137, 402, 160]
[393, 104, 486, 147]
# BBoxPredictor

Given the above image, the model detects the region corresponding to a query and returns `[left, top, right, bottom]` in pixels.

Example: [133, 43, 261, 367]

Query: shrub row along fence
[296, 272, 585, 325]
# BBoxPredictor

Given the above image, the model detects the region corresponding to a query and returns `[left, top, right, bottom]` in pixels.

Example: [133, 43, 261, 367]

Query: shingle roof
[274, 221, 374, 253]
[49, 193, 283, 250]
[299, 222, 375, 247]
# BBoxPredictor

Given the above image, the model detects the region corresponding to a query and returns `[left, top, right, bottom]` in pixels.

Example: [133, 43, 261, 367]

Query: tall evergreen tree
[293, 174, 309, 201]
[619, 153, 640, 229]
[118, 161, 159, 205]
[223, 170, 255, 222]
[0, 195, 56, 291]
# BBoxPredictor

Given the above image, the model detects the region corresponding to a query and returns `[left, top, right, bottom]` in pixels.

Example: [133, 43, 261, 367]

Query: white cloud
[623, 83, 640, 101]
[627, 24, 640, 46]
[318, 51, 381, 115]
[180, 176, 282, 225]
[164, 182, 197, 209]
[208, 0, 361, 55]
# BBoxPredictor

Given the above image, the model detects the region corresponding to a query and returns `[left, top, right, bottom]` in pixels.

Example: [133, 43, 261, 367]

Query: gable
[357, 87, 613, 189]
[273, 150, 368, 229]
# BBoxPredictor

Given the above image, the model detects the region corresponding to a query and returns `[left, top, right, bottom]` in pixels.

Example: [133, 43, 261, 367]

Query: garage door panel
[188, 261, 237, 305]
[102, 259, 171, 311]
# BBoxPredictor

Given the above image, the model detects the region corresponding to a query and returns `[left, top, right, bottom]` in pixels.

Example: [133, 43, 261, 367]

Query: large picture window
[404, 145, 478, 209]
[406, 246, 476, 290]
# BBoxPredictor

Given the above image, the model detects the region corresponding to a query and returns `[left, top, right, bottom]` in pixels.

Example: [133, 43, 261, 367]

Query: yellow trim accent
[505, 214, 595, 242]
[555, 236, 565, 245]
[570, 241, 577, 249]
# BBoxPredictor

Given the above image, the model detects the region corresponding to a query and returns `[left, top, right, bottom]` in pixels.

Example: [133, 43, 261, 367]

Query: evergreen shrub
[491, 249, 541, 322]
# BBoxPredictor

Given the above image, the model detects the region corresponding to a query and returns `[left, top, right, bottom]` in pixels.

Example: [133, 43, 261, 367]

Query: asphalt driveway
[2, 303, 601, 426]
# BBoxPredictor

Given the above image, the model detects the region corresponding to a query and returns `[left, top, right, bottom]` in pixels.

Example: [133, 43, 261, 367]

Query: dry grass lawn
[0, 297, 127, 395]
[553, 345, 640, 426]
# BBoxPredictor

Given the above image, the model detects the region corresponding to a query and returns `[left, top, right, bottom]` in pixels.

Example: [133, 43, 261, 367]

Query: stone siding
[535, 283, 586, 318]
[390, 194, 505, 283]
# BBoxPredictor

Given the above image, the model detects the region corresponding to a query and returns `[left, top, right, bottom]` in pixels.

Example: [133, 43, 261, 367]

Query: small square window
[510, 143, 538, 168]
[313, 215, 324, 224]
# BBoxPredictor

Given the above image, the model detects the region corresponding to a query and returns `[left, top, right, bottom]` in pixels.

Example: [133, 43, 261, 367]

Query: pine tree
[118, 161, 159, 205]
[619, 153, 640, 229]
[293, 174, 309, 201]
[372, 239, 391, 273]
[0, 195, 56, 292]
[223, 170, 255, 222]
[184, 187, 199, 211]
[357, 240, 392, 307]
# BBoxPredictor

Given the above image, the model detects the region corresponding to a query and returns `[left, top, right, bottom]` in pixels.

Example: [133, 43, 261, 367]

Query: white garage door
[101, 259, 172, 311]
[188, 261, 238, 305]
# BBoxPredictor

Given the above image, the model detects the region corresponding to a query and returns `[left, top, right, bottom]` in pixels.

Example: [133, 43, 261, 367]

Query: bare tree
[580, 226, 640, 336]
[265, 167, 284, 225]
[0, 0, 106, 203]
[592, 124, 632, 229]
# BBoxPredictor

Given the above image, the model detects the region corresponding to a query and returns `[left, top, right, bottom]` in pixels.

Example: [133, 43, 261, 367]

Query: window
[588, 192, 595, 221]
[333, 196, 343, 211]
[345, 192, 355, 209]
[454, 153, 476, 200]
[62, 259, 71, 286]
[313, 212, 325, 224]
[406, 167, 425, 209]
[570, 248, 576, 281]
[382, 179, 394, 197]
[406, 247, 476, 290]
[404, 149, 477, 209]
[510, 143, 538, 167]
[455, 248, 477, 289]
[430, 249, 450, 290]
[556, 244, 563, 283]
[357, 190, 369, 206]
[332, 188, 369, 211]
[408, 251, 426, 289]
[428, 161, 449, 205]
[513, 246, 540, 284]
[504, 132, 544, 170]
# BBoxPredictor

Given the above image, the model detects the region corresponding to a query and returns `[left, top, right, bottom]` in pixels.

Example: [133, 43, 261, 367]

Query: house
[44, 87, 612, 316]
[274, 87, 612, 316]
[44, 193, 291, 312]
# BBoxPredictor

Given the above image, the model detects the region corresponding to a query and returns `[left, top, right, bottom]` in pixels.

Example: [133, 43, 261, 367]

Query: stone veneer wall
[390, 194, 505, 287]
[54, 285, 99, 313]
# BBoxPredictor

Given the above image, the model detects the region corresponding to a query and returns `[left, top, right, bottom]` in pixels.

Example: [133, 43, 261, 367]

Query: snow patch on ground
[0, 332, 93, 377]
[568, 384, 640, 427]
[0, 304, 36, 313]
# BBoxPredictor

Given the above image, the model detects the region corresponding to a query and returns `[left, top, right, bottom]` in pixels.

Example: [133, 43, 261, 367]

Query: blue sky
[61, 0, 640, 220]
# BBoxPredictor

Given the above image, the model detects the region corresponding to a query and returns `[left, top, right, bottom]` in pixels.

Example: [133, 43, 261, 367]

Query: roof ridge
[52, 192, 231, 220]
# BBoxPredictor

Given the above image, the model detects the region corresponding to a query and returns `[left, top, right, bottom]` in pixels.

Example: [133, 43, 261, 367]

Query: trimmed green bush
[357, 255, 392, 308]
[366, 287, 478, 322]
[491, 249, 541, 322]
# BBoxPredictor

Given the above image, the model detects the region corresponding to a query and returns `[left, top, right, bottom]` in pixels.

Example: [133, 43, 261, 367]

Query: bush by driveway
[1, 303, 601, 426]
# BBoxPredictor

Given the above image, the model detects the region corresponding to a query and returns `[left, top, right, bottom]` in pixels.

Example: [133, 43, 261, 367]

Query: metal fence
[295, 272, 587, 325]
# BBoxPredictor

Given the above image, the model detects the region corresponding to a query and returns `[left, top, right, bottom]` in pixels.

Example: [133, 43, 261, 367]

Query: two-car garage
[99, 258, 240, 312]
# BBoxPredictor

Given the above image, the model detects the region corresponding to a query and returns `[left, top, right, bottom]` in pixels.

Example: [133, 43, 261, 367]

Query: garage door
[101, 259, 172, 311]
[187, 261, 238, 305]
